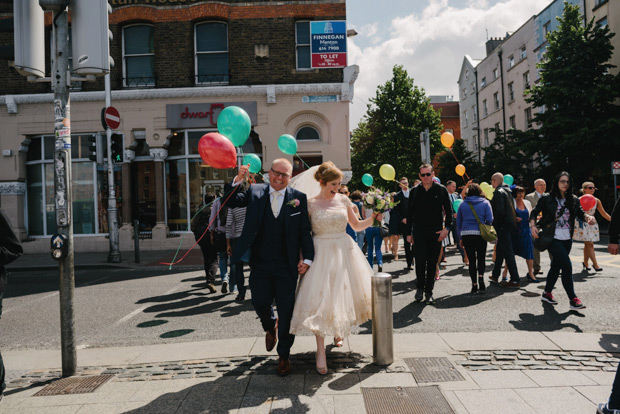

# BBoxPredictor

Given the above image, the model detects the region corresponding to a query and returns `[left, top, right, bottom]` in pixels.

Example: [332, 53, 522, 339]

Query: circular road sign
[104, 106, 121, 130]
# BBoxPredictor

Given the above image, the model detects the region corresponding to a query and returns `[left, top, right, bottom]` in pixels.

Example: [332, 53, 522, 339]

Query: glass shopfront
[25, 134, 122, 236]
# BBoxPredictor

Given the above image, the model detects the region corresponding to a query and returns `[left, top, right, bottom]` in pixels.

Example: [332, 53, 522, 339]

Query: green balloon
[453, 198, 463, 211]
[362, 173, 374, 186]
[503, 174, 514, 185]
[217, 106, 252, 147]
[242, 153, 262, 173]
[277, 134, 298, 155]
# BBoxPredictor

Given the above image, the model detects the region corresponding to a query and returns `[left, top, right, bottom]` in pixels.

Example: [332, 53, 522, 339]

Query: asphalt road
[1, 240, 619, 351]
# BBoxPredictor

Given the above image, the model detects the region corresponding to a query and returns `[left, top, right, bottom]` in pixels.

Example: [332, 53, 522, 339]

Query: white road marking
[113, 286, 179, 326]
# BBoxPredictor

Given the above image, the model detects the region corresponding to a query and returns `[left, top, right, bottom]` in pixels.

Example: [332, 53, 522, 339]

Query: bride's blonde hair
[314, 161, 343, 184]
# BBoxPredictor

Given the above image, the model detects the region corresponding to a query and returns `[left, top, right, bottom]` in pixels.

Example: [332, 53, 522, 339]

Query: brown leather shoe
[277, 356, 291, 376]
[265, 319, 278, 352]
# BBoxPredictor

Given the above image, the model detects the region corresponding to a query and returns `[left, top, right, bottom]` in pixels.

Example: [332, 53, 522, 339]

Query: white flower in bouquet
[365, 195, 375, 205]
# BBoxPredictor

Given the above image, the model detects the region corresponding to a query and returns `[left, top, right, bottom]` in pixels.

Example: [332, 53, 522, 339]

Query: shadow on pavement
[509, 302, 585, 332]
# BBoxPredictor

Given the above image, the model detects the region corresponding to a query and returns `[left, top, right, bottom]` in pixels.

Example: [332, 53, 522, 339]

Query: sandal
[333, 337, 344, 347]
[315, 352, 328, 375]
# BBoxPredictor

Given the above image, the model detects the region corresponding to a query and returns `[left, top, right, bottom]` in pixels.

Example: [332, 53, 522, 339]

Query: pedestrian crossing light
[88, 134, 104, 164]
[111, 133, 123, 164]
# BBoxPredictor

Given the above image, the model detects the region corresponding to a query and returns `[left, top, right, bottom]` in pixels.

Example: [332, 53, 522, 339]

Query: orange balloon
[441, 132, 455, 148]
[455, 164, 466, 176]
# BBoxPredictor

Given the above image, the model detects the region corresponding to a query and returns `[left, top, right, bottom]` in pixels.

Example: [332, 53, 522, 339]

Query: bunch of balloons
[480, 182, 494, 200]
[198, 106, 256, 170]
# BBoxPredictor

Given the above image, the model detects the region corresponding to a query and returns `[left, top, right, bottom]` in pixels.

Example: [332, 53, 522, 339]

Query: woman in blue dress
[511, 186, 538, 282]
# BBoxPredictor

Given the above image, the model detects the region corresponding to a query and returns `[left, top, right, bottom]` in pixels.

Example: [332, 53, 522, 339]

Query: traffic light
[88, 133, 104, 164]
[110, 133, 123, 164]
[71, 0, 114, 75]
[0, 0, 45, 78]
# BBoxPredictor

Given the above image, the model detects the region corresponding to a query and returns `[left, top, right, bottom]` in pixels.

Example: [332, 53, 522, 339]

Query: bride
[289, 161, 381, 374]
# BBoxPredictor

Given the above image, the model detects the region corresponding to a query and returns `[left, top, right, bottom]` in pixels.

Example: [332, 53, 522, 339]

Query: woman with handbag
[457, 183, 494, 294]
[530, 172, 595, 310]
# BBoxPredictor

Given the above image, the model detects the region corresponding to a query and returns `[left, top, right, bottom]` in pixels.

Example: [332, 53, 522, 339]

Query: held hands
[585, 214, 596, 226]
[298, 259, 310, 275]
[436, 228, 449, 242]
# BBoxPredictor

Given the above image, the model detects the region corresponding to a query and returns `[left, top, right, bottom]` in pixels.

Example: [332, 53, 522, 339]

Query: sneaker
[415, 290, 424, 302]
[569, 297, 586, 310]
[377, 265, 383, 272]
[470, 285, 478, 295]
[425, 295, 435, 305]
[206, 283, 217, 294]
[499, 280, 520, 288]
[221, 281, 228, 294]
[541, 291, 558, 305]
[488, 275, 499, 284]
[597, 403, 620, 414]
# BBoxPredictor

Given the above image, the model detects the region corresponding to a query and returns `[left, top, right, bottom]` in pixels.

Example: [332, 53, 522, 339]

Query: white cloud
[348, 0, 549, 129]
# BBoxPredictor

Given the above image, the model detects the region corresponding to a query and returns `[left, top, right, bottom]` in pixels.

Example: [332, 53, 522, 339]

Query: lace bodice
[308, 195, 352, 236]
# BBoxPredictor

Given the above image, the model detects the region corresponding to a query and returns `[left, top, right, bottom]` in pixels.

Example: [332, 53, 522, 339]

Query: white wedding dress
[289, 194, 373, 337]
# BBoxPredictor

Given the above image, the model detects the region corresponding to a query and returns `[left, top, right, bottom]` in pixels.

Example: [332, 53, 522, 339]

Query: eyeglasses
[419, 173, 432, 177]
[559, 180, 569, 184]
[586, 186, 596, 190]
[339, 191, 349, 195]
[270, 169, 290, 179]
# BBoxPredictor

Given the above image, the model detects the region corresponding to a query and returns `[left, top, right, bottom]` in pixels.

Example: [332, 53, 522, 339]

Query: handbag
[533, 203, 567, 252]
[379, 223, 390, 239]
[468, 203, 497, 243]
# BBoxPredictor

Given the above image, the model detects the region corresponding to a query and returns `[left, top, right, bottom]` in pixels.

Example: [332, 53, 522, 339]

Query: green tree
[482, 127, 540, 186]
[526, 2, 620, 184]
[349, 65, 443, 191]
[434, 138, 483, 186]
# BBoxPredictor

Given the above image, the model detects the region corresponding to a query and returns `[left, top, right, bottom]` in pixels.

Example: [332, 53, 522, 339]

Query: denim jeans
[609, 362, 620, 409]
[217, 251, 231, 289]
[545, 239, 576, 299]
[356, 230, 365, 250]
[366, 226, 383, 268]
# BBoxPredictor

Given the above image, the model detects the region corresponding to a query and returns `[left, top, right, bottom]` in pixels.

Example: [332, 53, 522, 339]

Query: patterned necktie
[271, 192, 281, 217]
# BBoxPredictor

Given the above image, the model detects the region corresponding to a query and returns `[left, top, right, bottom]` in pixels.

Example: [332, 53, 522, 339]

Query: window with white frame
[296, 21, 311, 70]
[462, 88, 467, 98]
[195, 22, 229, 84]
[483, 99, 488, 117]
[471, 81, 475, 93]
[597, 16, 608, 28]
[296, 125, 320, 141]
[543, 21, 550, 37]
[523, 71, 530, 90]
[464, 110, 468, 127]
[508, 54, 515, 68]
[520, 45, 527, 60]
[123, 25, 155, 87]
[494, 122, 500, 133]
[508, 82, 514, 101]
[525, 107, 533, 129]
[493, 92, 500, 110]
[472, 105, 477, 122]
[493, 68, 498, 80]
[480, 77, 486, 88]
[483, 128, 489, 146]
[509, 115, 516, 129]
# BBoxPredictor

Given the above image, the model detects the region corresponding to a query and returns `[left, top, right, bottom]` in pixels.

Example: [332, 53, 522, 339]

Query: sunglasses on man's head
[419, 173, 432, 177]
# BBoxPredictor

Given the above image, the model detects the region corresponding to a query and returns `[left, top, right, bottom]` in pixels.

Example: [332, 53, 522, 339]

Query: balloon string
[295, 154, 311, 170]
[448, 148, 470, 182]
[161, 180, 242, 268]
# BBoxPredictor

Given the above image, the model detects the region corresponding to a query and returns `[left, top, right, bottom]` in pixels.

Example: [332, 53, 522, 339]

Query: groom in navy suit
[225, 158, 314, 376]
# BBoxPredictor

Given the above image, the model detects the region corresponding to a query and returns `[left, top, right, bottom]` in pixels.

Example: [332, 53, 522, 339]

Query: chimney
[485, 37, 504, 56]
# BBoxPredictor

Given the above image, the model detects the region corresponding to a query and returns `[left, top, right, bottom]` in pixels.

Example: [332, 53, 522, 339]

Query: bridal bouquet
[362, 188, 399, 227]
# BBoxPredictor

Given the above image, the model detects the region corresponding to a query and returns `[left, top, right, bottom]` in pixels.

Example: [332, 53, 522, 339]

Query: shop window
[295, 125, 320, 141]
[195, 22, 229, 84]
[296, 21, 311, 70]
[123, 25, 155, 87]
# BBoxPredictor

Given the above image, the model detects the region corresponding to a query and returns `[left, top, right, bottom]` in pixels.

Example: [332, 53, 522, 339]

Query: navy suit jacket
[224, 182, 314, 277]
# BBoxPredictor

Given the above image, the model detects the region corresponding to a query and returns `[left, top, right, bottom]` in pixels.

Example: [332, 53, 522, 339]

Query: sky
[346, 0, 553, 130]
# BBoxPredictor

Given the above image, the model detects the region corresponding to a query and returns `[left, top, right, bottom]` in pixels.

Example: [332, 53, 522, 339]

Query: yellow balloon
[484, 186, 494, 200]
[455, 164, 466, 176]
[379, 164, 396, 181]
[441, 132, 455, 148]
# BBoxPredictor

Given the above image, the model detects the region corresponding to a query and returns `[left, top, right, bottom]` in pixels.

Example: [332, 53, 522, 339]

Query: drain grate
[404, 357, 465, 383]
[33, 375, 114, 396]
[362, 386, 455, 414]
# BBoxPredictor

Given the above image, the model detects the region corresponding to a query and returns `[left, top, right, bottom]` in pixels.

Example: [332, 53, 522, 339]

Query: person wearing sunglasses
[573, 181, 611, 272]
[530, 172, 595, 310]
[405, 164, 452, 305]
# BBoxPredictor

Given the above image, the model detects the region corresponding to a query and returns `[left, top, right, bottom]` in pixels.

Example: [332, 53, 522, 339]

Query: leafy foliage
[481, 127, 539, 186]
[350, 65, 443, 191]
[434, 138, 483, 186]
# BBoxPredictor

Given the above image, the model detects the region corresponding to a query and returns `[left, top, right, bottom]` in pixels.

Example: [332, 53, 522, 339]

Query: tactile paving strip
[33, 375, 114, 396]
[362, 386, 455, 414]
[404, 357, 465, 383]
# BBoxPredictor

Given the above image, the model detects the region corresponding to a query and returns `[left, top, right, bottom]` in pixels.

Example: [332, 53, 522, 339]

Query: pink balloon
[198, 132, 237, 169]
[579, 194, 596, 211]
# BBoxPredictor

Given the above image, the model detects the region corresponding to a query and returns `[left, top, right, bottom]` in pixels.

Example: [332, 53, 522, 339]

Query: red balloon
[198, 133, 237, 169]
[579, 194, 596, 211]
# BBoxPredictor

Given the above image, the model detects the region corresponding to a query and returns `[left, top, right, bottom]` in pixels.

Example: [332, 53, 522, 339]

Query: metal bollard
[133, 219, 140, 264]
[371, 272, 393, 365]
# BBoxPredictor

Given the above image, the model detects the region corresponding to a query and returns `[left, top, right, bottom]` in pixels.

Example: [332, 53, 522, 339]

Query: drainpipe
[474, 69, 481, 162]
[498, 49, 507, 135]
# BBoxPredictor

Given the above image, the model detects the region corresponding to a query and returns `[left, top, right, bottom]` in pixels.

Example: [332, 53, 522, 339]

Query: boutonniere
[287, 199, 300, 208]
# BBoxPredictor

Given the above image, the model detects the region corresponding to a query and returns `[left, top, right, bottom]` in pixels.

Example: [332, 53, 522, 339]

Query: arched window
[295, 125, 320, 141]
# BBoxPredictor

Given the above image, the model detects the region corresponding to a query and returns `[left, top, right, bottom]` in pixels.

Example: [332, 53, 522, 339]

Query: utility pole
[105, 74, 121, 263]
[42, 0, 77, 377]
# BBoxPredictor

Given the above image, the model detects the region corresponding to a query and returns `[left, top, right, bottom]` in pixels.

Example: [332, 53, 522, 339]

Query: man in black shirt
[406, 164, 452, 304]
